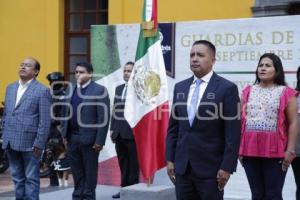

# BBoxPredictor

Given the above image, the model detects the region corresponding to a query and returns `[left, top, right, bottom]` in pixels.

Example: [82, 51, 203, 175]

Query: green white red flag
[124, 0, 169, 180]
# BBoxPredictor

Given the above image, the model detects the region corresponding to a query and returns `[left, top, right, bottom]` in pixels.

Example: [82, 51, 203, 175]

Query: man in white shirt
[61, 62, 110, 200]
[166, 40, 241, 200]
[2, 57, 51, 200]
[110, 62, 139, 199]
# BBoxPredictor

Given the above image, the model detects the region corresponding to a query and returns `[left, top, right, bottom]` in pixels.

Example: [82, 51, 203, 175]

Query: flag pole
[125, 0, 169, 186]
[147, 175, 154, 187]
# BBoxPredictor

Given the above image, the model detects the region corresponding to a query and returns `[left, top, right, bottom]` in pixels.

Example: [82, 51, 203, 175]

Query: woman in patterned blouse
[239, 53, 299, 200]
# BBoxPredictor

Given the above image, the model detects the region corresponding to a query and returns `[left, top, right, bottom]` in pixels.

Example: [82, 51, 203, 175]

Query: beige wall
[0, 0, 64, 102]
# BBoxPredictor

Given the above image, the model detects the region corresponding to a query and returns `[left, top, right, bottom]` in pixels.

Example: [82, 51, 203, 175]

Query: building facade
[1, 0, 299, 101]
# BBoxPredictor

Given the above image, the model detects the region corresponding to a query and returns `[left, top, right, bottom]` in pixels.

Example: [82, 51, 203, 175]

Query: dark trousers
[243, 157, 287, 200]
[175, 163, 223, 200]
[68, 142, 99, 200]
[292, 157, 300, 200]
[115, 137, 139, 187]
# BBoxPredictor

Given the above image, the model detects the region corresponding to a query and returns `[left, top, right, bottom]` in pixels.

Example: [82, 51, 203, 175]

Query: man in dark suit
[2, 57, 51, 199]
[61, 62, 110, 200]
[166, 40, 240, 200]
[110, 61, 139, 199]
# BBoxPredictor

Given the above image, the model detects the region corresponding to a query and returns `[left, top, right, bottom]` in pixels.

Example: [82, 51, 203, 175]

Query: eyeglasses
[20, 63, 33, 68]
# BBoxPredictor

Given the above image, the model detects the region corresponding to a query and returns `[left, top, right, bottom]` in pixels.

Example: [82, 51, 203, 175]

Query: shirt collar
[77, 79, 91, 89]
[18, 79, 33, 87]
[193, 70, 213, 84]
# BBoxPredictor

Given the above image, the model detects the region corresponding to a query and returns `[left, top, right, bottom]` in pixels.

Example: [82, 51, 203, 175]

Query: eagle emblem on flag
[132, 64, 161, 105]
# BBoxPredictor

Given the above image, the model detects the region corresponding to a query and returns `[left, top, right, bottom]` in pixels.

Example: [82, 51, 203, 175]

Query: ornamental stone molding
[252, 0, 300, 17]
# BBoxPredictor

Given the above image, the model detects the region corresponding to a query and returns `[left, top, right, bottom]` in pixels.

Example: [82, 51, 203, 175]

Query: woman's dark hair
[296, 66, 300, 92]
[254, 53, 286, 86]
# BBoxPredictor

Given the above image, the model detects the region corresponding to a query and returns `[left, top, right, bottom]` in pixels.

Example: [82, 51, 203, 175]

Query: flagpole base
[120, 183, 175, 200]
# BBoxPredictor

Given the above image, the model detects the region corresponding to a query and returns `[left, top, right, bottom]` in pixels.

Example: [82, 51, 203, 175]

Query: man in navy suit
[2, 57, 52, 200]
[110, 61, 139, 199]
[166, 40, 240, 200]
[61, 62, 110, 200]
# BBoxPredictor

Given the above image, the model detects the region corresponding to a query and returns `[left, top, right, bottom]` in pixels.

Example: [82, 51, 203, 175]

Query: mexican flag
[124, 0, 169, 180]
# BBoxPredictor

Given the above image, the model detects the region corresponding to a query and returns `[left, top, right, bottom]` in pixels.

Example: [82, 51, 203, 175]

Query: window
[288, 2, 300, 15]
[65, 0, 108, 81]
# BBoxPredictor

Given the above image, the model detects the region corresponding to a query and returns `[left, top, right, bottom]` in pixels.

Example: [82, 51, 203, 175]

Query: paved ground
[0, 164, 297, 200]
[0, 169, 120, 200]
[0, 185, 120, 200]
[0, 169, 234, 200]
[0, 171, 74, 193]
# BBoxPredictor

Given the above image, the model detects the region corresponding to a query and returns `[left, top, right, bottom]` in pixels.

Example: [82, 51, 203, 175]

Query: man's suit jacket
[166, 72, 241, 179]
[61, 81, 110, 146]
[110, 84, 134, 140]
[2, 79, 52, 151]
